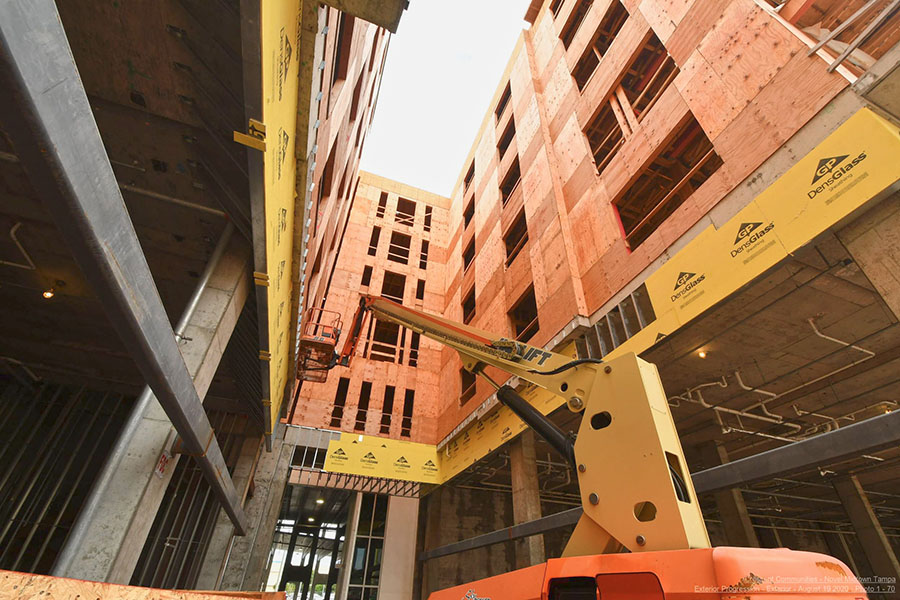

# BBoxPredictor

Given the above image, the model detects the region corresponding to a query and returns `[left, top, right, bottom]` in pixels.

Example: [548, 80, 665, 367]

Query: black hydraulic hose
[497, 385, 577, 469]
[527, 358, 604, 376]
[668, 463, 690, 503]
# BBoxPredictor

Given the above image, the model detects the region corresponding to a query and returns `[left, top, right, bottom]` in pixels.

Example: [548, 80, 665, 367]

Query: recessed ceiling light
[42, 288, 55, 299]
[697, 350, 707, 359]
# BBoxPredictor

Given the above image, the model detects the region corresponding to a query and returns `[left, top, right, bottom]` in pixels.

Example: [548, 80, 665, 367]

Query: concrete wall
[419, 486, 517, 597]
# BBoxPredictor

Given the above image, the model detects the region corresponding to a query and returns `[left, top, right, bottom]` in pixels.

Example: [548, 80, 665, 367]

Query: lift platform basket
[297, 307, 343, 382]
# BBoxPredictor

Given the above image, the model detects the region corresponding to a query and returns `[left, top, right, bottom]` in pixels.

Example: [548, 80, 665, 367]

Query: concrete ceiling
[449, 230, 900, 540]
[0, 0, 261, 427]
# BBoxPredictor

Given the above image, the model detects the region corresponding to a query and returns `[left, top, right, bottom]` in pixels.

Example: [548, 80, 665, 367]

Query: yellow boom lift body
[295, 295, 867, 599]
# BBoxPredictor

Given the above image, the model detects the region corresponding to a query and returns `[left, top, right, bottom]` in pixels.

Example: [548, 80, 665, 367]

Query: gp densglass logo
[811, 155, 849, 185]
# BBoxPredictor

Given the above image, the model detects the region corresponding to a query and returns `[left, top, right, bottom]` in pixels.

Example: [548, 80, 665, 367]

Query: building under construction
[2, 0, 900, 599]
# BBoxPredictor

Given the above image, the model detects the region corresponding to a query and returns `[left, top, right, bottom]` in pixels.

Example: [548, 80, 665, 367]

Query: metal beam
[418, 507, 581, 561]
[0, 0, 247, 536]
[691, 409, 900, 494]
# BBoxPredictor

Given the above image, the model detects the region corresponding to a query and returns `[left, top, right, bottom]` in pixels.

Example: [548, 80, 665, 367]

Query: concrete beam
[0, 0, 247, 540]
[220, 428, 294, 590]
[59, 235, 251, 582]
[832, 475, 900, 583]
[509, 431, 546, 567]
[195, 435, 264, 590]
[320, 0, 407, 33]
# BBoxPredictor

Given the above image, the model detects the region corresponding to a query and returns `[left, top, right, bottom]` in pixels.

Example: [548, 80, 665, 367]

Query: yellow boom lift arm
[334, 294, 710, 555]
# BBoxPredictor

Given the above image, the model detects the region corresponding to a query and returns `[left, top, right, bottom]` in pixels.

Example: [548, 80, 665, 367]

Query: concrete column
[63, 237, 251, 583]
[702, 442, 759, 547]
[195, 435, 263, 589]
[833, 475, 900, 582]
[419, 486, 444, 600]
[379, 496, 419, 600]
[509, 431, 545, 567]
[335, 492, 363, 600]
[838, 192, 900, 320]
[419, 486, 515, 598]
[220, 427, 294, 590]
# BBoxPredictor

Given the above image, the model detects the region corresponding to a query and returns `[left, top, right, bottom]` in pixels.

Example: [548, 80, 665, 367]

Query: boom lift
[300, 296, 867, 599]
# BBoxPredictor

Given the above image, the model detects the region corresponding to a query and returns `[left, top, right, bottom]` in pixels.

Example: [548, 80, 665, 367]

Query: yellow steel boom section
[338, 295, 710, 555]
[341, 295, 595, 404]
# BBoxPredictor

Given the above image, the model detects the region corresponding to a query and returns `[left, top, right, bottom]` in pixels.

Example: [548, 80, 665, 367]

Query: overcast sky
[358, 0, 533, 197]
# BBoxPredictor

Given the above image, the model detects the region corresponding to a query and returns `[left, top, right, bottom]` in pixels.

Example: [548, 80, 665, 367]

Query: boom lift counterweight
[298, 295, 867, 599]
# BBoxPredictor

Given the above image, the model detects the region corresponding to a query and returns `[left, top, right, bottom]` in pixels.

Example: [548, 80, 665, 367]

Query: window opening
[614, 115, 721, 248]
[503, 209, 529, 266]
[509, 287, 539, 342]
[387, 231, 411, 264]
[354, 381, 371, 431]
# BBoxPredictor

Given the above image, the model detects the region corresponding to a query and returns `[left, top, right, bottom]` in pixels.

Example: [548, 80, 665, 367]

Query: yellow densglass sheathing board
[262, 0, 301, 434]
[319, 108, 900, 485]
[644, 107, 900, 320]
[324, 435, 442, 484]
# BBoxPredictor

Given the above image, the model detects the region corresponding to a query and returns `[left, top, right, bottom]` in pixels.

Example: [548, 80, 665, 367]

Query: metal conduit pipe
[0, 356, 41, 383]
[118, 183, 226, 218]
[669, 387, 803, 432]
[671, 318, 879, 440]
[737, 318, 875, 415]
[0, 222, 36, 270]
[733, 370, 784, 421]
[52, 221, 235, 576]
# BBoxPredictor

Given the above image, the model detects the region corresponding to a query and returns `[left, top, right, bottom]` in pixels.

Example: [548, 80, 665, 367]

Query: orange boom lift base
[429, 548, 867, 600]
[303, 295, 867, 600]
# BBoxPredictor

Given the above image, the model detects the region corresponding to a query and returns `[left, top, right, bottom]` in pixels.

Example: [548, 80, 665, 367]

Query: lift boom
[339, 295, 708, 554]
[314, 295, 867, 599]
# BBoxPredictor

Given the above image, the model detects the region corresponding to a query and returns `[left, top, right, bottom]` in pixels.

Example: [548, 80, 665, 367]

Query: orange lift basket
[297, 307, 343, 382]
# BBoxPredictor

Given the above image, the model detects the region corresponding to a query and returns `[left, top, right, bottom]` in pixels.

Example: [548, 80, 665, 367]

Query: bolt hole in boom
[584, 411, 690, 504]
[634, 501, 657, 521]
[589, 411, 611, 429]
